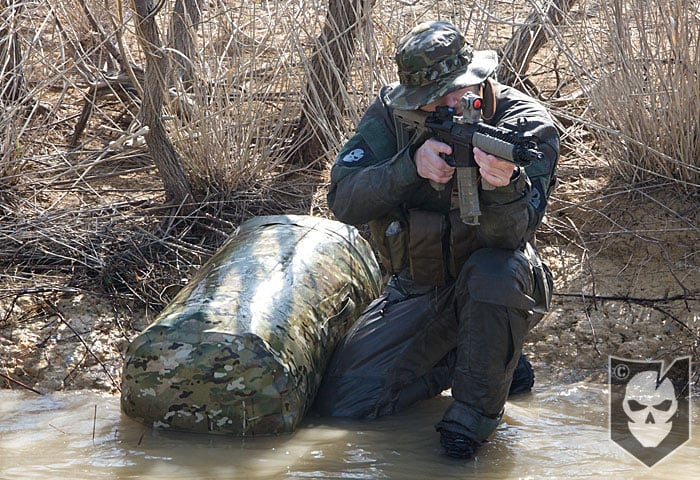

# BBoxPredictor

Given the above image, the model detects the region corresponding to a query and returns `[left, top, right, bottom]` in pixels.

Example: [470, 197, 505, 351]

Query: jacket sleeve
[327, 89, 424, 226]
[476, 85, 560, 249]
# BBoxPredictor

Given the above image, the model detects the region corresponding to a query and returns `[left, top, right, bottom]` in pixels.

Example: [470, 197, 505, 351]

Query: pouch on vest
[447, 208, 482, 279]
[369, 215, 408, 275]
[408, 209, 447, 286]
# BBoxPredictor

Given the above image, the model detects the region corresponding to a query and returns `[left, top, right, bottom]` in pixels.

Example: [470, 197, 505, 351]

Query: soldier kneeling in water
[314, 20, 559, 460]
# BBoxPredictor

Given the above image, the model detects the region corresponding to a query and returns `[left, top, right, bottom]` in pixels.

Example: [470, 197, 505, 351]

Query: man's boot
[508, 354, 535, 396]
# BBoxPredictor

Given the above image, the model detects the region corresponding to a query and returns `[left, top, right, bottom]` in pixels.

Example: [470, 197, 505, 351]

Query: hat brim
[385, 50, 498, 110]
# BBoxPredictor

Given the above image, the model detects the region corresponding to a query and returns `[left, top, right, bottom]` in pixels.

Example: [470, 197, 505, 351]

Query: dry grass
[0, 0, 697, 316]
[575, 0, 699, 188]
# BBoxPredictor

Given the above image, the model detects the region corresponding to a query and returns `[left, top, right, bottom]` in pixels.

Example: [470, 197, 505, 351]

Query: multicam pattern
[396, 22, 473, 88]
[385, 21, 498, 110]
[120, 215, 382, 436]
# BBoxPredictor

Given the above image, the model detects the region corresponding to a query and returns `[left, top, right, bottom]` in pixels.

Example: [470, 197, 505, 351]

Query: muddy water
[1, 379, 698, 479]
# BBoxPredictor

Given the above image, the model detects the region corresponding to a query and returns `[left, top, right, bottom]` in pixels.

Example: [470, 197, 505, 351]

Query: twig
[554, 291, 700, 340]
[554, 291, 699, 304]
[76, 0, 122, 65]
[562, 214, 601, 354]
[44, 301, 121, 392]
[0, 286, 84, 302]
[49, 424, 67, 434]
[0, 371, 43, 395]
[649, 304, 700, 341]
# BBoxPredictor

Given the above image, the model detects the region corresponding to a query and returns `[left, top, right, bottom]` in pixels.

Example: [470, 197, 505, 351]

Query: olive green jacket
[327, 81, 559, 282]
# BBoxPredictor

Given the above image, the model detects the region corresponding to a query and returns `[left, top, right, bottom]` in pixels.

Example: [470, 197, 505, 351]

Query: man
[314, 20, 559, 459]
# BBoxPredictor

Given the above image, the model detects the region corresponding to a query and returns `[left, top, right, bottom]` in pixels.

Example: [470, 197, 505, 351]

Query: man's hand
[473, 147, 516, 188]
[414, 138, 455, 185]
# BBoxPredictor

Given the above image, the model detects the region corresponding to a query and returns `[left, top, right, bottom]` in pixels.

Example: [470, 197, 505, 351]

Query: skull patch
[341, 148, 365, 164]
[622, 371, 678, 448]
[609, 356, 691, 467]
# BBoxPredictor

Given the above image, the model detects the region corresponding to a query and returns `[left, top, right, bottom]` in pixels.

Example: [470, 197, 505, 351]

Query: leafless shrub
[0, 0, 696, 310]
[574, 0, 699, 188]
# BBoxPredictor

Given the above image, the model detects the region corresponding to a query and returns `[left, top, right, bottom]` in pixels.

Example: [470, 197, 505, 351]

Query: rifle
[393, 92, 543, 225]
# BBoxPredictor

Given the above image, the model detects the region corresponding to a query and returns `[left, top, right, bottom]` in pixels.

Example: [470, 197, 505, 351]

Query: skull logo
[341, 148, 365, 164]
[622, 371, 678, 448]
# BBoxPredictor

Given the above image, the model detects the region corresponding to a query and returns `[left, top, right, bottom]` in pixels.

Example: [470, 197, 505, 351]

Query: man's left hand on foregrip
[473, 147, 516, 188]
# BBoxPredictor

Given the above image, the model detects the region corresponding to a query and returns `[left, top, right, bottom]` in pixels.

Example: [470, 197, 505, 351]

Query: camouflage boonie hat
[385, 21, 498, 110]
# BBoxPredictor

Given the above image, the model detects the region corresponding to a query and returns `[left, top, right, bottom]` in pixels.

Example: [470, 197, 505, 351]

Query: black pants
[314, 246, 551, 442]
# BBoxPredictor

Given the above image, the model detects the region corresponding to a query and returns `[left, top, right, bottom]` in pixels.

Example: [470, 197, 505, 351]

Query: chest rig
[364, 109, 481, 285]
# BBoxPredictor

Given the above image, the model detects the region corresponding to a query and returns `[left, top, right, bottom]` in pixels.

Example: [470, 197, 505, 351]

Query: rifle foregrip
[472, 131, 517, 163]
[472, 130, 542, 166]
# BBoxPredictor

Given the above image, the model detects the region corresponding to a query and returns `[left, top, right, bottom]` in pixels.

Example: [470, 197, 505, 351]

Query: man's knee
[457, 247, 535, 311]
[314, 374, 384, 418]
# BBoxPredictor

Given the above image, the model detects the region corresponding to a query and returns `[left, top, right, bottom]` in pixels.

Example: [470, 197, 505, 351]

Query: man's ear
[481, 78, 497, 121]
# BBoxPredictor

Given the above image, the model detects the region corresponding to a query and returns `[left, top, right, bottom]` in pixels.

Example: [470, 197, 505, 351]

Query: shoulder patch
[530, 182, 544, 210]
[340, 148, 365, 164]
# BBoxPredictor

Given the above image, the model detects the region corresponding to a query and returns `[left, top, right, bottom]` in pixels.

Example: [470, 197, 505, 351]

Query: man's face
[419, 85, 480, 114]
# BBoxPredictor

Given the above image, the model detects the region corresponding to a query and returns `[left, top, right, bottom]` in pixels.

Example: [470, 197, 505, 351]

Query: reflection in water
[1, 381, 698, 479]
